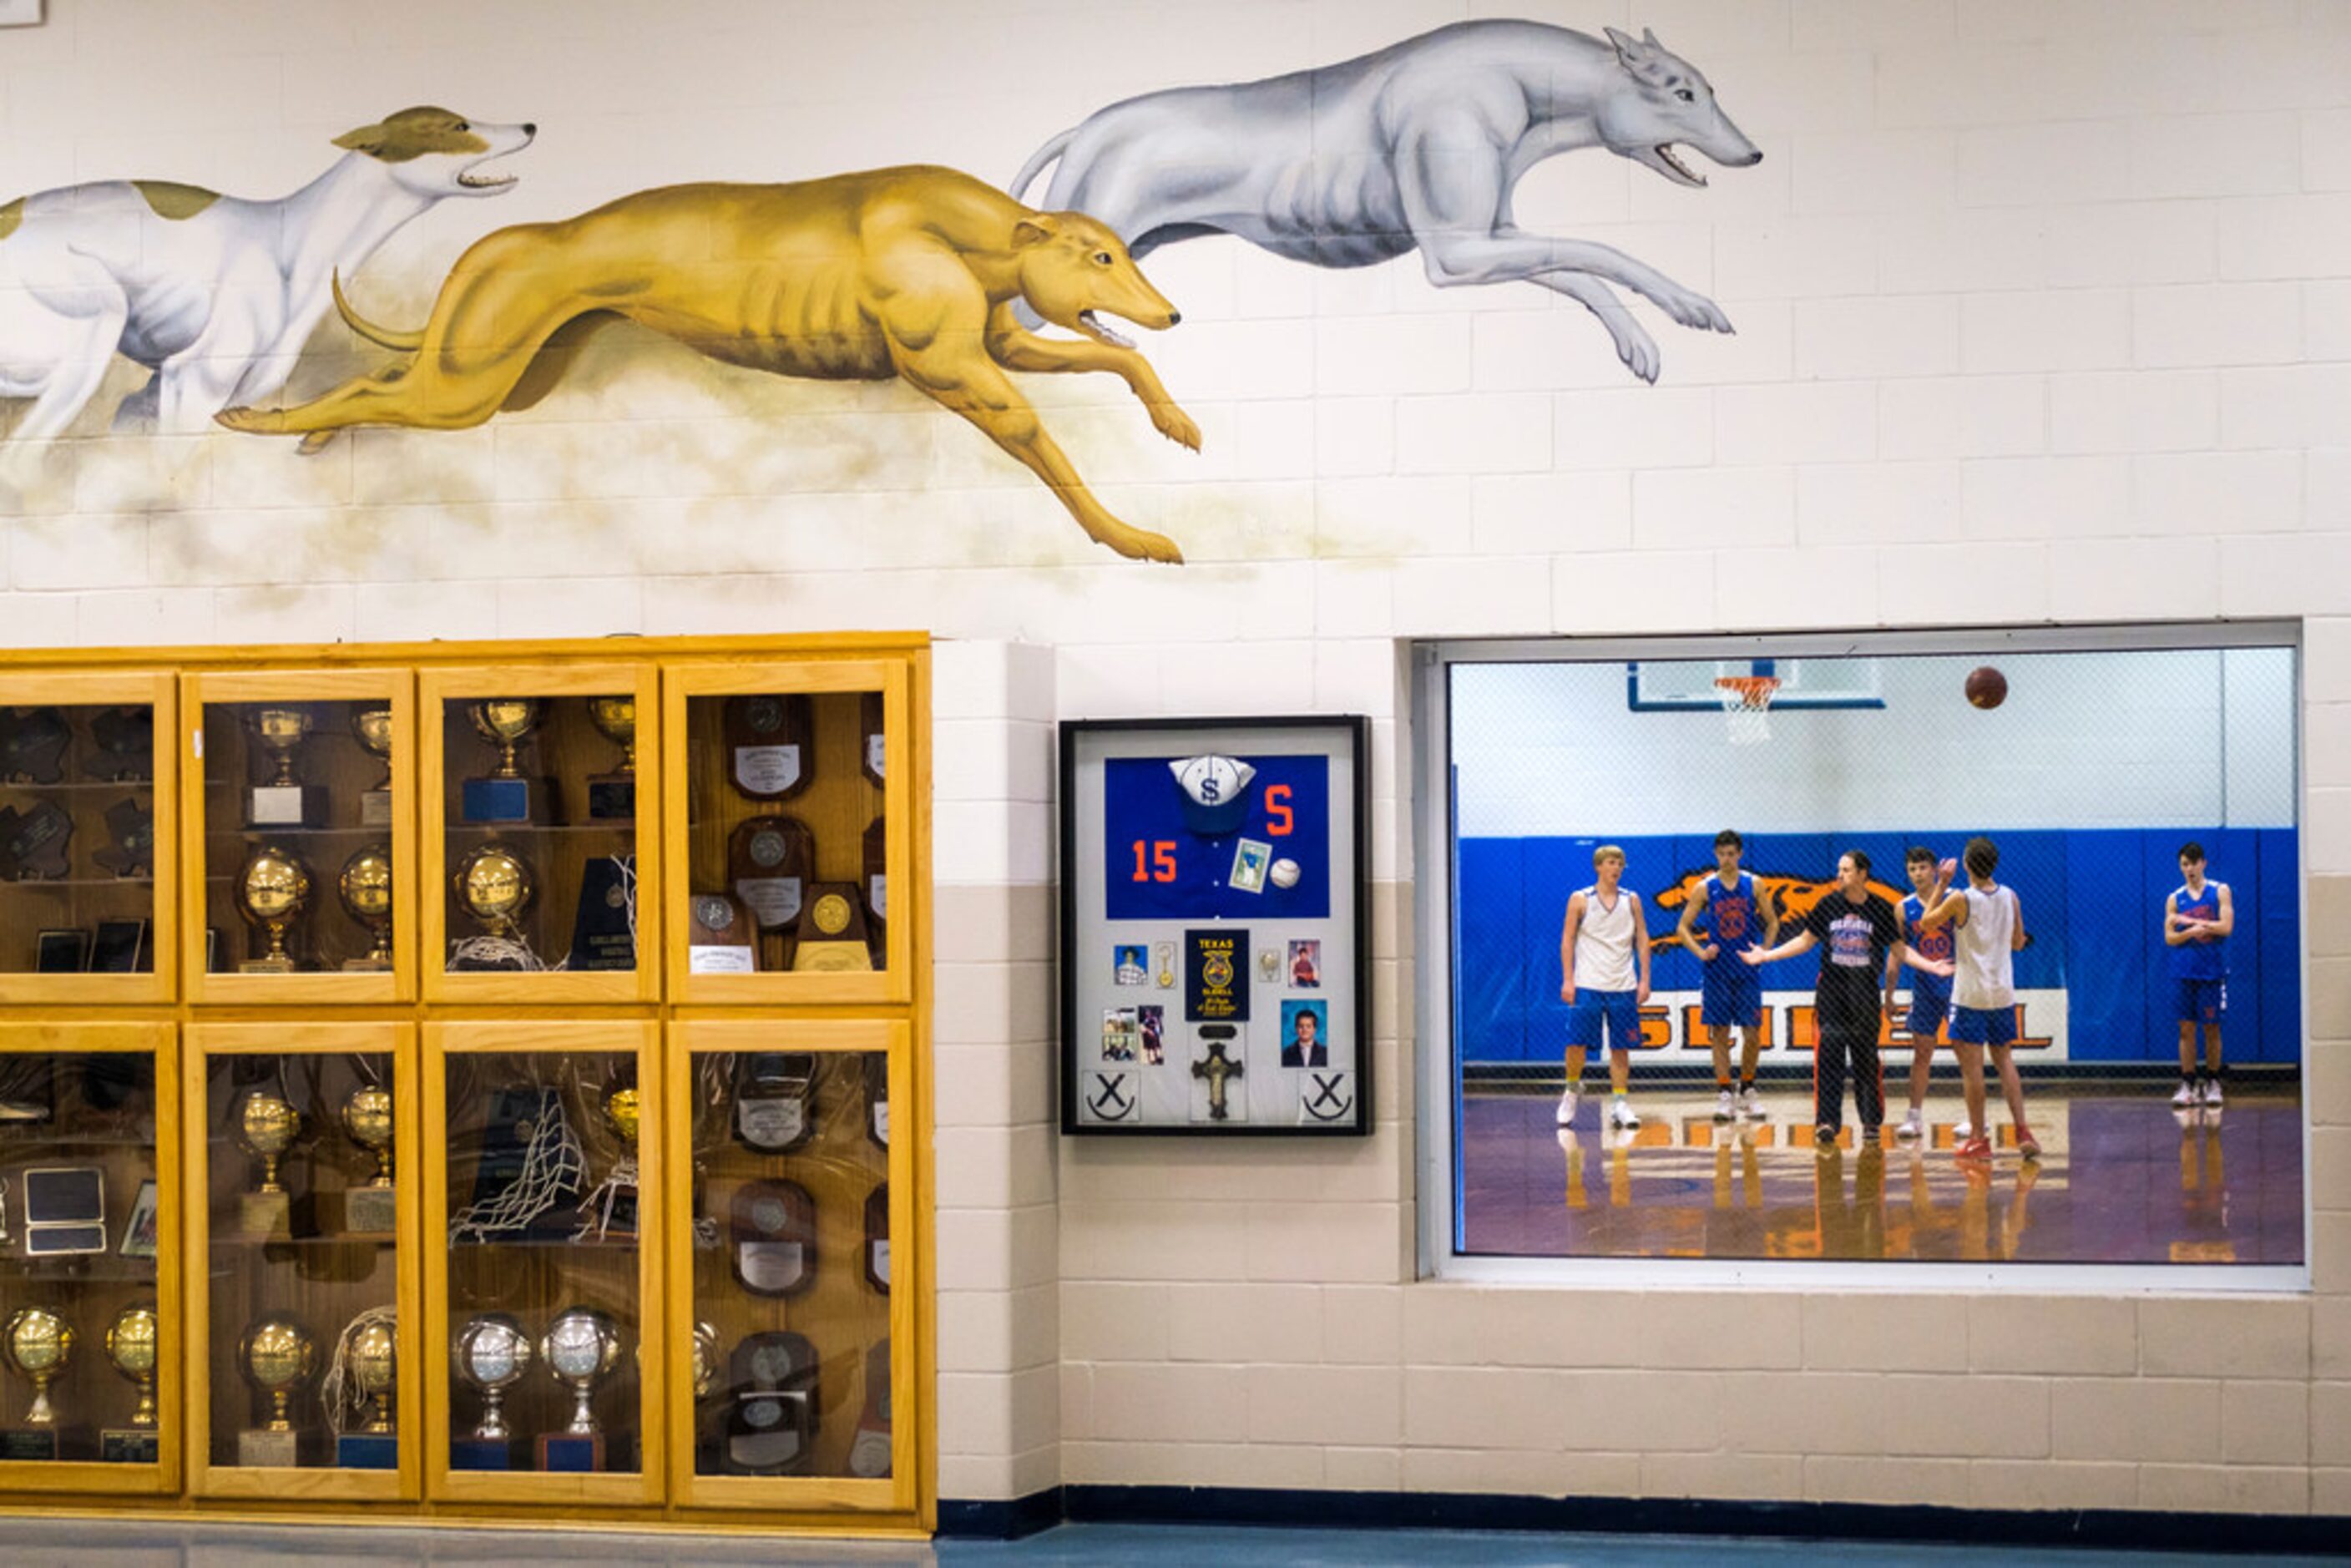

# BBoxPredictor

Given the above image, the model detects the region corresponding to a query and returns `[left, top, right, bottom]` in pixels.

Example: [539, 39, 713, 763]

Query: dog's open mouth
[1656, 144, 1705, 185]
[1078, 310, 1137, 350]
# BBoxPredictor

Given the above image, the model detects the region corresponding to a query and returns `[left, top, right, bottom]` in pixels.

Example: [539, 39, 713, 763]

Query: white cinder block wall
[5, 0, 2350, 1520]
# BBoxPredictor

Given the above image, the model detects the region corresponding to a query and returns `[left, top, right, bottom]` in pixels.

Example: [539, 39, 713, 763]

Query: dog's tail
[331, 270, 424, 352]
[1009, 128, 1075, 204]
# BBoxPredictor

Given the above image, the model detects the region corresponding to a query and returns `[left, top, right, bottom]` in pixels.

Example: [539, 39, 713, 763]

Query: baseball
[1270, 857, 1300, 889]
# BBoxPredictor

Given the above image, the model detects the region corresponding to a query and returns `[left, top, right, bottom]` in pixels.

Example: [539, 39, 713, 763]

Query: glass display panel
[0, 705, 159, 974]
[438, 696, 640, 978]
[200, 700, 396, 975]
[442, 1051, 642, 1475]
[0, 1052, 161, 1464]
[202, 1052, 398, 1470]
[1446, 644, 2304, 1268]
[680, 691, 886, 976]
[685, 1050, 890, 1480]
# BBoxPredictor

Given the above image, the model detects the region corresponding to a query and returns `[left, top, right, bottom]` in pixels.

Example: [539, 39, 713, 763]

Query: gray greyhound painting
[1013, 21, 1762, 382]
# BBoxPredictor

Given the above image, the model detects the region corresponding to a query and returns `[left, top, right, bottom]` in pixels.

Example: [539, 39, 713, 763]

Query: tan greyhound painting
[220, 165, 1201, 562]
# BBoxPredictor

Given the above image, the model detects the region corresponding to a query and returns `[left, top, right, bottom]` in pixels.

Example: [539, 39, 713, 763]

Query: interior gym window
[1423, 630, 2304, 1277]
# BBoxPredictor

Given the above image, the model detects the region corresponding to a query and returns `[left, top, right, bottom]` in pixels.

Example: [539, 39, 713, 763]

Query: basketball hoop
[1715, 675, 1779, 746]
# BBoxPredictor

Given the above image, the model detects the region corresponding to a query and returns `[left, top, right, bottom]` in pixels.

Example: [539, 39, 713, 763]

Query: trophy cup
[728, 815, 811, 935]
[726, 1331, 817, 1476]
[351, 706, 396, 827]
[0, 706, 70, 785]
[335, 1316, 397, 1469]
[88, 706, 154, 783]
[537, 1308, 623, 1472]
[339, 1084, 397, 1237]
[589, 1081, 640, 1237]
[1, 1307, 73, 1459]
[686, 890, 756, 974]
[462, 699, 551, 824]
[722, 694, 813, 801]
[101, 1302, 159, 1463]
[235, 1088, 301, 1235]
[236, 1316, 315, 1468]
[585, 696, 636, 820]
[337, 844, 395, 972]
[788, 883, 873, 972]
[451, 843, 535, 969]
[690, 1322, 720, 1402]
[245, 706, 329, 828]
[452, 1313, 531, 1470]
[235, 844, 312, 974]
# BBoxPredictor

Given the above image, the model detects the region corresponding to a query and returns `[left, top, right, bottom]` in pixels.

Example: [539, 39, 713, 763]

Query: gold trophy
[339, 1084, 397, 1236]
[336, 843, 394, 972]
[101, 1303, 159, 1463]
[351, 705, 396, 827]
[336, 1316, 397, 1467]
[586, 695, 636, 820]
[235, 1088, 301, 1234]
[237, 1316, 314, 1468]
[463, 698, 548, 823]
[235, 844, 312, 974]
[2, 1307, 73, 1459]
[246, 706, 328, 827]
[691, 1321, 720, 1401]
[452, 843, 536, 968]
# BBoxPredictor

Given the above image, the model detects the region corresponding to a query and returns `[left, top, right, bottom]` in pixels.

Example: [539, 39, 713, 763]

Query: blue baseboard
[937, 1486, 1064, 1540]
[932, 1483, 2351, 1555]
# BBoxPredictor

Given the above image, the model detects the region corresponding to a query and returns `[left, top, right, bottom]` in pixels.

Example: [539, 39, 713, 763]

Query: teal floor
[0, 1520, 2333, 1565]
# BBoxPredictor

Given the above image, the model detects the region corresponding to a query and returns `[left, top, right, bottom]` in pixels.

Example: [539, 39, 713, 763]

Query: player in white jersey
[1558, 844, 1652, 1132]
[1915, 836, 2040, 1161]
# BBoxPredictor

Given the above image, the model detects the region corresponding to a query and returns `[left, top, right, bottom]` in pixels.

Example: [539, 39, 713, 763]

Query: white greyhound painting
[1013, 21, 1762, 382]
[0, 106, 534, 442]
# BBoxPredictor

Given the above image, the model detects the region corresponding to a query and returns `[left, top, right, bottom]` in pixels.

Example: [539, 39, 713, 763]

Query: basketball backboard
[1626, 656, 1886, 712]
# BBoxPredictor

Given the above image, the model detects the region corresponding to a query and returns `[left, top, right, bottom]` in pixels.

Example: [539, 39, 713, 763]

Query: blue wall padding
[1459, 828, 2299, 1065]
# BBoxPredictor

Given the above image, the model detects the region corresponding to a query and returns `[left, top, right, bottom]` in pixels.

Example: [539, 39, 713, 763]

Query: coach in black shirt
[1741, 849, 1906, 1148]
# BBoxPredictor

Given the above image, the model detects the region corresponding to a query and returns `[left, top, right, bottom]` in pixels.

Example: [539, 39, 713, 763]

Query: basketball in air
[1964, 666, 2008, 710]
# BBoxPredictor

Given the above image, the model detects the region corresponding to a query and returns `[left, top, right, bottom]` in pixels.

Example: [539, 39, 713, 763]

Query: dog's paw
[1613, 329, 1661, 384]
[1655, 285, 1733, 334]
[1151, 402, 1202, 452]
[296, 431, 341, 457]
[213, 406, 284, 434]
[1109, 528, 1186, 564]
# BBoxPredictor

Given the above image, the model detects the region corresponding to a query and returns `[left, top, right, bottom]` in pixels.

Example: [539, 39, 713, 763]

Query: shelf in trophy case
[0, 1021, 179, 1496]
[419, 666, 660, 1007]
[182, 1023, 417, 1502]
[662, 1019, 913, 1515]
[179, 670, 417, 1007]
[0, 673, 178, 1007]
[422, 1020, 663, 1507]
[660, 660, 909, 1008]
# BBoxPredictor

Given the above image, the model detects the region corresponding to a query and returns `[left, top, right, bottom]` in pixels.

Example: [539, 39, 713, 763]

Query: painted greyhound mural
[1, 20, 1757, 560]
[0, 108, 534, 440]
[1012, 22, 1762, 384]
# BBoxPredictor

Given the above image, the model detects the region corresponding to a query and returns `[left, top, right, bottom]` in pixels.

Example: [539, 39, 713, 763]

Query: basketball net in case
[1715, 675, 1779, 746]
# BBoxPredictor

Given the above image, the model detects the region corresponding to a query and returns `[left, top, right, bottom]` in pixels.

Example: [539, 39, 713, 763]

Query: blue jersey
[1701, 872, 1762, 964]
[2167, 881, 2229, 980]
[1901, 894, 1954, 1004]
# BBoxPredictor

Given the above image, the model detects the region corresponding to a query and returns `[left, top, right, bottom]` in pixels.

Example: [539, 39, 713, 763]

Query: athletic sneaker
[1814, 1123, 1838, 1150]
[2172, 1080, 2198, 1109]
[1952, 1120, 1974, 1142]
[1895, 1109, 1924, 1143]
[1713, 1088, 1737, 1121]
[1556, 1086, 1579, 1126]
[1738, 1085, 1766, 1119]
[1955, 1133, 1992, 1160]
[2016, 1128, 2042, 1161]
[1609, 1097, 1640, 1130]
[2202, 1077, 2224, 1108]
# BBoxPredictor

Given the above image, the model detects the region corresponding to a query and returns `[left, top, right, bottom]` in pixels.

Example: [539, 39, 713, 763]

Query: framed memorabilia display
[1059, 716, 1370, 1137]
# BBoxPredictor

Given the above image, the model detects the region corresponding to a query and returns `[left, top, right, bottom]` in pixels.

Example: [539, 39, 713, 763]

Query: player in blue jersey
[2163, 841, 2234, 1109]
[1892, 847, 1957, 1144]
[1674, 829, 1778, 1120]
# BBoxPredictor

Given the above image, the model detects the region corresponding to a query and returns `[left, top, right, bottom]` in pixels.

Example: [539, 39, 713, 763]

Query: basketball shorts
[1566, 989, 1641, 1051]
[1906, 989, 1949, 1040]
[1700, 968, 1762, 1029]
[1950, 1004, 2019, 1048]
[2177, 978, 2227, 1024]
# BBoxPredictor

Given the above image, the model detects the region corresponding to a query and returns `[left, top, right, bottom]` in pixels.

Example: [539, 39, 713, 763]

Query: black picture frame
[1059, 715, 1372, 1137]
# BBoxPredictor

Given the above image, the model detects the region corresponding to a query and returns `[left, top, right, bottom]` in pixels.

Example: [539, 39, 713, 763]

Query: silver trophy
[454, 1313, 531, 1440]
[541, 1308, 623, 1438]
